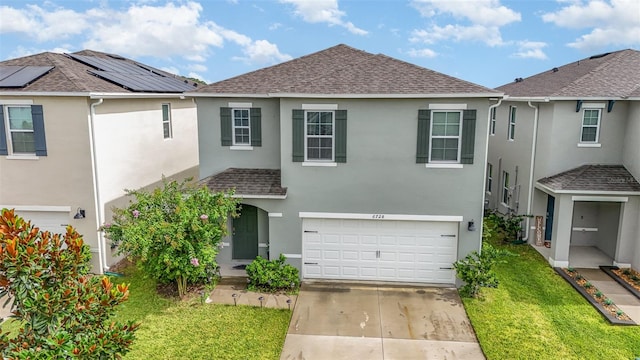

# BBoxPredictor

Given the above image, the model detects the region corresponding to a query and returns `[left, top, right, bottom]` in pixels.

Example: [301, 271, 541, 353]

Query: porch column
[549, 194, 573, 267]
[615, 197, 639, 267]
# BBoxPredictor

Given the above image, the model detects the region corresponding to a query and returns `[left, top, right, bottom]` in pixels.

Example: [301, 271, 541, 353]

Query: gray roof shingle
[200, 168, 287, 197]
[195, 44, 499, 96]
[537, 165, 640, 193]
[0, 50, 197, 93]
[497, 49, 640, 98]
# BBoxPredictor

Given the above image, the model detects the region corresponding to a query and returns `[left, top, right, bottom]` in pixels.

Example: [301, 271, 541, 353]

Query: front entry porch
[532, 244, 613, 269]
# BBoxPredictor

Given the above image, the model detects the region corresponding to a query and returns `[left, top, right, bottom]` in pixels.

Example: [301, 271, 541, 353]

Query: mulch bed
[557, 268, 635, 325]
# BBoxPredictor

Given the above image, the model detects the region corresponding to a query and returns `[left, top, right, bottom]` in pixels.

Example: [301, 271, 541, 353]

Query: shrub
[103, 179, 239, 297]
[454, 241, 515, 298]
[0, 209, 138, 358]
[485, 211, 529, 241]
[246, 254, 300, 293]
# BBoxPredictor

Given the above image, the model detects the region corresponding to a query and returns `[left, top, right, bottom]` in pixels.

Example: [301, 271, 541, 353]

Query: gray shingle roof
[537, 165, 640, 193]
[0, 50, 197, 93]
[195, 44, 499, 96]
[497, 49, 640, 98]
[200, 168, 287, 197]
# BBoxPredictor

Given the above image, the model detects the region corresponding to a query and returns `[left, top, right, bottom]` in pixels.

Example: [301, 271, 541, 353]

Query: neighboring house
[0, 51, 199, 273]
[191, 44, 501, 285]
[487, 49, 640, 270]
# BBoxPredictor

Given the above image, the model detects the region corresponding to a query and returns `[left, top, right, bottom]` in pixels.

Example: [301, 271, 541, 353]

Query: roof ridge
[552, 51, 626, 97]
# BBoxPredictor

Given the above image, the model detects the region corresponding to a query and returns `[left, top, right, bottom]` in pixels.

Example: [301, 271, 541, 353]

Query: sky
[0, 0, 639, 89]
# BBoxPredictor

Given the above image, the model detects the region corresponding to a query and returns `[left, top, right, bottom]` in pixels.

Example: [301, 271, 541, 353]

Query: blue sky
[1, 0, 638, 88]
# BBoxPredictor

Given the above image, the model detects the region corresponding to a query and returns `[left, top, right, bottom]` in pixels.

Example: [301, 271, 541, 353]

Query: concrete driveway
[280, 282, 484, 360]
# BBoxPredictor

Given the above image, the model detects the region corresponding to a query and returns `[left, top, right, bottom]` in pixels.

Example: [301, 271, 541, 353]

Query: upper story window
[580, 108, 601, 143]
[0, 104, 47, 157]
[220, 105, 262, 149]
[416, 107, 476, 166]
[162, 103, 172, 139]
[490, 107, 496, 135]
[508, 106, 516, 140]
[430, 111, 462, 162]
[233, 109, 251, 145]
[292, 106, 346, 165]
[502, 171, 510, 205]
[486, 163, 493, 193]
[305, 111, 334, 161]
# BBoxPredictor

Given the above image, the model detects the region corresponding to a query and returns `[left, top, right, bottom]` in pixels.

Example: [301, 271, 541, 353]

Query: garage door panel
[303, 218, 458, 284]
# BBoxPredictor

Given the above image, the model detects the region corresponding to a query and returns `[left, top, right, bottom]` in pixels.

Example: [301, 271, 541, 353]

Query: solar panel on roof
[0, 66, 24, 81]
[0, 66, 54, 88]
[69, 53, 194, 93]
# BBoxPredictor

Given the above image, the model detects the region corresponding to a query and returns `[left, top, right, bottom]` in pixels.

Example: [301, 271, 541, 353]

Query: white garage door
[302, 218, 458, 284]
[14, 211, 69, 234]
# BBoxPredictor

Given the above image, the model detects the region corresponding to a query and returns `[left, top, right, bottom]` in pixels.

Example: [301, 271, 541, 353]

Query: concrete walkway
[579, 268, 640, 323]
[280, 282, 484, 360]
[206, 277, 297, 310]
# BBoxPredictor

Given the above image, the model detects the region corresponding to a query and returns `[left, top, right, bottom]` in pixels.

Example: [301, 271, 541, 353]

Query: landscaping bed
[556, 267, 634, 325]
[601, 266, 640, 300]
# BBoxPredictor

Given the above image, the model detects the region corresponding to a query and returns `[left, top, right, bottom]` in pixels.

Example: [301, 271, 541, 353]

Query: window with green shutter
[416, 108, 475, 165]
[220, 107, 261, 147]
[0, 104, 47, 156]
[292, 108, 347, 163]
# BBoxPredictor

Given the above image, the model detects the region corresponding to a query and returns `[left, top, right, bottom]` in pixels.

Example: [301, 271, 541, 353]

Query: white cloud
[511, 41, 548, 59]
[188, 63, 208, 72]
[410, 0, 520, 47]
[407, 48, 438, 58]
[542, 0, 640, 50]
[160, 66, 180, 75]
[269, 22, 283, 30]
[0, 4, 88, 41]
[233, 40, 293, 65]
[280, 0, 368, 35]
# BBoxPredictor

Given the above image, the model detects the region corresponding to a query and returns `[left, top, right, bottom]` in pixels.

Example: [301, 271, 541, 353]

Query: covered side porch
[200, 168, 287, 275]
[533, 165, 640, 269]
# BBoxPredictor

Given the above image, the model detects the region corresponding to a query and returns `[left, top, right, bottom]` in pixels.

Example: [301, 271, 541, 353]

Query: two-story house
[0, 51, 200, 273]
[191, 44, 501, 285]
[487, 49, 640, 270]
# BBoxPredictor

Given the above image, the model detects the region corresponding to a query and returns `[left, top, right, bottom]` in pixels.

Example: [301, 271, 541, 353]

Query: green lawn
[112, 266, 292, 360]
[463, 239, 640, 360]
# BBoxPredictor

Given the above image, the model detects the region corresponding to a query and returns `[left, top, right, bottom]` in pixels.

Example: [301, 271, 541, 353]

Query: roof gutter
[0, 91, 91, 97]
[505, 96, 627, 102]
[185, 92, 504, 99]
[89, 92, 190, 99]
[89, 98, 107, 274]
[522, 100, 540, 242]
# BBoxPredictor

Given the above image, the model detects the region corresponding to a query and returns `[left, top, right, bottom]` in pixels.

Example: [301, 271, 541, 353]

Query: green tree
[103, 179, 239, 297]
[0, 209, 138, 358]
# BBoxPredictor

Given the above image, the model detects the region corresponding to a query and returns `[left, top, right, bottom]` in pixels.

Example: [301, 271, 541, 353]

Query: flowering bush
[0, 209, 138, 358]
[102, 179, 239, 297]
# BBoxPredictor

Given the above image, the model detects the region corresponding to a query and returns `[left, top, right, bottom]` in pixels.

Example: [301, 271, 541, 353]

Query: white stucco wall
[623, 101, 640, 269]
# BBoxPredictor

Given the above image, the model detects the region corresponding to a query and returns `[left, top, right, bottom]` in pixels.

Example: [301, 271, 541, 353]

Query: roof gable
[196, 44, 498, 96]
[497, 49, 640, 98]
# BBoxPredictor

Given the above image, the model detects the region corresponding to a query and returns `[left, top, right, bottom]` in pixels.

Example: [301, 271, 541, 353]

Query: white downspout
[89, 98, 107, 273]
[523, 100, 540, 241]
[480, 97, 504, 251]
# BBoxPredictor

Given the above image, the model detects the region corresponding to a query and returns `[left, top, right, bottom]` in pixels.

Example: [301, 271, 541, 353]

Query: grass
[112, 265, 292, 360]
[462, 236, 640, 359]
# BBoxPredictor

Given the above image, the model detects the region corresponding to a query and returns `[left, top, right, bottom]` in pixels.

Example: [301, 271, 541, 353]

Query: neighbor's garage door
[302, 218, 458, 284]
[14, 211, 69, 234]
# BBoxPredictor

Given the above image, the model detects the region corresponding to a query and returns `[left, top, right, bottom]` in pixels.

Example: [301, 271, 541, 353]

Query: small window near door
[486, 163, 493, 193]
[162, 103, 172, 139]
[508, 106, 516, 141]
[490, 108, 496, 135]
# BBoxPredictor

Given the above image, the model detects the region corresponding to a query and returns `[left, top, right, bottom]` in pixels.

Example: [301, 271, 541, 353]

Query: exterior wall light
[73, 208, 86, 219]
[468, 220, 476, 232]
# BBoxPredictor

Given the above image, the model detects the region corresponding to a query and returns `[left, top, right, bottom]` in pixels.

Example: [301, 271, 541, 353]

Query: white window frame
[490, 107, 496, 136]
[428, 110, 463, 164]
[508, 106, 516, 141]
[304, 110, 334, 162]
[502, 171, 510, 205]
[486, 163, 493, 193]
[232, 108, 251, 146]
[162, 103, 172, 139]
[580, 108, 601, 144]
[4, 105, 35, 155]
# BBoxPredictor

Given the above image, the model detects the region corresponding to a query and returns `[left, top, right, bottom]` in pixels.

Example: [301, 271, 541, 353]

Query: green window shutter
[0, 106, 7, 155]
[250, 108, 262, 147]
[416, 109, 430, 163]
[32, 105, 47, 156]
[220, 107, 232, 146]
[461, 109, 476, 164]
[292, 109, 304, 162]
[335, 110, 347, 163]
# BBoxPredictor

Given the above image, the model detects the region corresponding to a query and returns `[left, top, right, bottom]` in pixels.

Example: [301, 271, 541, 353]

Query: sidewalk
[579, 268, 640, 323]
[206, 277, 297, 310]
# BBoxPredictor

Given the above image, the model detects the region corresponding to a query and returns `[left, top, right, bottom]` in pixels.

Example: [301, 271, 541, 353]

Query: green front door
[232, 205, 258, 259]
